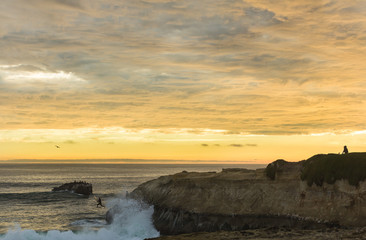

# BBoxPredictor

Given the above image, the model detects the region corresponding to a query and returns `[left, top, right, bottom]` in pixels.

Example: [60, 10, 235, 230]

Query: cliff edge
[120, 153, 366, 234]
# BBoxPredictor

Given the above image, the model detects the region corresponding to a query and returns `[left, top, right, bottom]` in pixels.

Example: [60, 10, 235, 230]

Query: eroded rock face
[52, 181, 93, 195]
[145, 227, 366, 240]
[128, 158, 366, 234]
[151, 206, 330, 235]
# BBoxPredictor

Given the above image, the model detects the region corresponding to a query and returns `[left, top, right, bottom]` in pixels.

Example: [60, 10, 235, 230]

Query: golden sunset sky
[1, 0, 366, 163]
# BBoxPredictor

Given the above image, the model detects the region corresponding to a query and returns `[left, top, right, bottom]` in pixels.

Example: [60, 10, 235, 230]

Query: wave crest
[1, 198, 159, 240]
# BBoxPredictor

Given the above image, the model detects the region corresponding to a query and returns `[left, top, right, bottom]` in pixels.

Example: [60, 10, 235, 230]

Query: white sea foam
[0, 198, 159, 240]
[70, 219, 107, 229]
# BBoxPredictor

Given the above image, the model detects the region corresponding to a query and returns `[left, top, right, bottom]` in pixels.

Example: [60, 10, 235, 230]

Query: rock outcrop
[122, 153, 366, 235]
[52, 181, 93, 195]
[146, 227, 366, 240]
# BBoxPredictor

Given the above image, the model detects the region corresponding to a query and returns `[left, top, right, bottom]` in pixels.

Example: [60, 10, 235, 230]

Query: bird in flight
[55, 145, 60, 148]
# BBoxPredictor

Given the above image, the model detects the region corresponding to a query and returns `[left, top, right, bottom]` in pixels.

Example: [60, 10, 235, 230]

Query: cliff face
[128, 154, 366, 234]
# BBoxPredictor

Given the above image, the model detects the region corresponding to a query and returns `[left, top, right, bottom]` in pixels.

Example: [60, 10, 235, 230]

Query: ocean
[0, 163, 265, 240]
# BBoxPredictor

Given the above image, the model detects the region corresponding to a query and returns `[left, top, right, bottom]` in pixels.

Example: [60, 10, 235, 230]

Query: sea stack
[52, 181, 93, 195]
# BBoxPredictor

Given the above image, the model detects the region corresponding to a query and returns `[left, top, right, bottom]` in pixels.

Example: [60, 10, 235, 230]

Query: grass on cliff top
[300, 153, 366, 187]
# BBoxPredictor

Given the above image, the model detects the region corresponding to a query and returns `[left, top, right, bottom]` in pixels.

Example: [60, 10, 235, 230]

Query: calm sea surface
[0, 163, 265, 239]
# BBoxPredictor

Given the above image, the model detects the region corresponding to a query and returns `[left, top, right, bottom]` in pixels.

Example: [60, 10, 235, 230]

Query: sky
[1, 0, 366, 163]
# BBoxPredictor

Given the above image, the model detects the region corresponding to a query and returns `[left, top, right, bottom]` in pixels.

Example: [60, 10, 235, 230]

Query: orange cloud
[1, 1, 366, 161]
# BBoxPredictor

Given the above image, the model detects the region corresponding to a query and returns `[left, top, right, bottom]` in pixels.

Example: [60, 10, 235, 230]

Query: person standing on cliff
[342, 145, 349, 154]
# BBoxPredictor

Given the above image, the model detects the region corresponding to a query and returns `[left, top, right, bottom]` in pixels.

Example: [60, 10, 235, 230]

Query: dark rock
[106, 204, 120, 224]
[151, 206, 330, 235]
[52, 181, 92, 195]
[145, 227, 366, 240]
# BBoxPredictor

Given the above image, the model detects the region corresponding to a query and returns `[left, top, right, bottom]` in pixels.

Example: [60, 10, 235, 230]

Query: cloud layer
[1, 0, 366, 135]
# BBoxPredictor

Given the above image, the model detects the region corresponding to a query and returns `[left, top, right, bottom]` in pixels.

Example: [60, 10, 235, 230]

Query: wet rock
[146, 227, 366, 240]
[151, 206, 327, 235]
[52, 181, 92, 195]
[106, 204, 121, 224]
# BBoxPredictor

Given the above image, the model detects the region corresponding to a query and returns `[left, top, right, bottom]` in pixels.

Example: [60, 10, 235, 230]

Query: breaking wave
[0, 198, 159, 240]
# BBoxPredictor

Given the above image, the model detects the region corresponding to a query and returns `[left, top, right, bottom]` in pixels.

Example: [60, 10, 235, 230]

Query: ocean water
[0, 163, 264, 240]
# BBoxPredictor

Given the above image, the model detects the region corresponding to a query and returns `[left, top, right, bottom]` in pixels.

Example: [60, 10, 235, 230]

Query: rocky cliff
[114, 153, 366, 234]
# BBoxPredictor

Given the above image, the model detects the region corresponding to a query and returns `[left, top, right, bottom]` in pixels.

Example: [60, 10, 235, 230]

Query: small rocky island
[107, 152, 366, 238]
[52, 181, 93, 195]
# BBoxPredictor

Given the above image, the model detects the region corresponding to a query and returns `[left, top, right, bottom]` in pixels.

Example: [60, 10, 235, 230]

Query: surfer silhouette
[342, 145, 349, 154]
[96, 197, 104, 208]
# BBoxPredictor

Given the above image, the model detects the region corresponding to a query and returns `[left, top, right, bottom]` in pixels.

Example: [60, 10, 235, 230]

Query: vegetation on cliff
[265, 159, 287, 180]
[265, 159, 302, 180]
[265, 153, 366, 187]
[300, 153, 366, 187]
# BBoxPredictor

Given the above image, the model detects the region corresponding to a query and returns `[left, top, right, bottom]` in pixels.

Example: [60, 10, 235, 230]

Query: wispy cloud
[0, 64, 87, 91]
[229, 144, 243, 148]
[1, 0, 366, 135]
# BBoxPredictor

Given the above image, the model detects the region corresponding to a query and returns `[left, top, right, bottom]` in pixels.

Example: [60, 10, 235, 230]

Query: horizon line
[0, 158, 267, 164]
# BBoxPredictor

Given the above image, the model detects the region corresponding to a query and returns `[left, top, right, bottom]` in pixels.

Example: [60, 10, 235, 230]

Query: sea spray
[0, 198, 159, 240]
[107, 197, 159, 239]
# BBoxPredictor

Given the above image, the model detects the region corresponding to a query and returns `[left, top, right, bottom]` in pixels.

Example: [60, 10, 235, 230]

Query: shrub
[265, 159, 287, 180]
[265, 163, 276, 180]
[300, 153, 366, 187]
